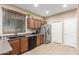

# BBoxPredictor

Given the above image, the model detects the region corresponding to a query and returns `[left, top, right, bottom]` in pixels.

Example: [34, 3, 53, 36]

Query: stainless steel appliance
[40, 24, 51, 44]
[45, 24, 51, 44]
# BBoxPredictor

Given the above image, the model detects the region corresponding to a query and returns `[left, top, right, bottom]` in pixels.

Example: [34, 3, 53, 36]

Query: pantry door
[64, 18, 77, 48]
[51, 22, 63, 43]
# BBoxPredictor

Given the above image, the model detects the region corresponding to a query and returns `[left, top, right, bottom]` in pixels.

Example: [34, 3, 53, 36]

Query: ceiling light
[34, 4, 38, 7]
[46, 11, 49, 14]
[62, 4, 68, 8]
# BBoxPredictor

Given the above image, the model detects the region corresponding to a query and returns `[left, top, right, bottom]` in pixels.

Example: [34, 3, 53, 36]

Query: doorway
[51, 18, 77, 48]
[51, 22, 63, 43]
[64, 18, 77, 48]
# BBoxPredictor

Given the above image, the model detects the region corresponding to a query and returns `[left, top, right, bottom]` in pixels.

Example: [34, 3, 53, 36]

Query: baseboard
[63, 45, 77, 49]
[53, 41, 62, 44]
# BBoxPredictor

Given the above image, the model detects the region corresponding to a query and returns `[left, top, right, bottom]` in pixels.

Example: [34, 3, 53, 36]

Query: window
[16, 14, 26, 33]
[3, 8, 26, 34]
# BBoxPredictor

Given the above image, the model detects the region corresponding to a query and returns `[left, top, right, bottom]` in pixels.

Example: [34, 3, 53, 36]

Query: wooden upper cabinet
[27, 18, 35, 29]
[34, 20, 42, 29]
[27, 18, 45, 29]
[9, 38, 20, 55]
[34, 20, 39, 29]
[21, 37, 28, 53]
[38, 21, 41, 28]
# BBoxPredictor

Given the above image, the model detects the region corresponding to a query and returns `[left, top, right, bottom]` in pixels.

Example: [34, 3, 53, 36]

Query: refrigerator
[40, 24, 51, 44]
[45, 24, 51, 44]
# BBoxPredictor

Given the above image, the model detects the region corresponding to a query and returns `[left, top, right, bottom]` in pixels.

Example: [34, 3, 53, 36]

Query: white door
[64, 18, 77, 48]
[51, 22, 63, 43]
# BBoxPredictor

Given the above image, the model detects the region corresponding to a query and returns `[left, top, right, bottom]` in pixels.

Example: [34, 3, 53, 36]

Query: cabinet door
[38, 21, 41, 28]
[64, 18, 77, 48]
[34, 20, 38, 28]
[40, 35, 44, 44]
[27, 18, 35, 28]
[36, 35, 41, 46]
[9, 38, 20, 55]
[35, 20, 42, 29]
[51, 22, 63, 43]
[21, 37, 28, 53]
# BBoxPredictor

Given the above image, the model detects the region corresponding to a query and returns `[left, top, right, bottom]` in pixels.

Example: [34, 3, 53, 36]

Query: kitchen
[0, 4, 79, 55]
[0, 4, 47, 55]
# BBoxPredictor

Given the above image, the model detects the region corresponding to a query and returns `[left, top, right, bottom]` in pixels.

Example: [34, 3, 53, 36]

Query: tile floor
[22, 43, 78, 55]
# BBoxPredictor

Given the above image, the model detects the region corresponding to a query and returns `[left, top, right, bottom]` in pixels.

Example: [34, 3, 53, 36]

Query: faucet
[15, 32, 17, 36]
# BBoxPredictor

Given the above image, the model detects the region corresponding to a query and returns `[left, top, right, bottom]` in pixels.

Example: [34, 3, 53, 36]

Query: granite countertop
[0, 40, 12, 54]
[25, 33, 43, 37]
[8, 33, 43, 39]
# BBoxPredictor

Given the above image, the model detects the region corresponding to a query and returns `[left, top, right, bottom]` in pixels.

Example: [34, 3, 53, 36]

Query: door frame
[51, 19, 78, 49]
[63, 18, 77, 48]
[51, 21, 63, 44]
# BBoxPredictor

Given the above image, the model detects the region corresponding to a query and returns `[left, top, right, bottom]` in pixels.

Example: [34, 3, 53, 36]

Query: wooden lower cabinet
[21, 37, 28, 53]
[8, 35, 43, 55]
[36, 35, 44, 46]
[9, 38, 20, 55]
[40, 35, 44, 44]
[36, 35, 41, 46]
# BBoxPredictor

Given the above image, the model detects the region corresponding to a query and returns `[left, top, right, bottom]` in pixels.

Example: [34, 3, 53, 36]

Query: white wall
[0, 4, 44, 35]
[46, 9, 78, 48]
[46, 9, 77, 24]
[0, 6, 3, 34]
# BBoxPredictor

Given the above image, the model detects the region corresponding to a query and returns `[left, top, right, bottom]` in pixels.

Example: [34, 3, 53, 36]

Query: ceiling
[13, 4, 77, 17]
